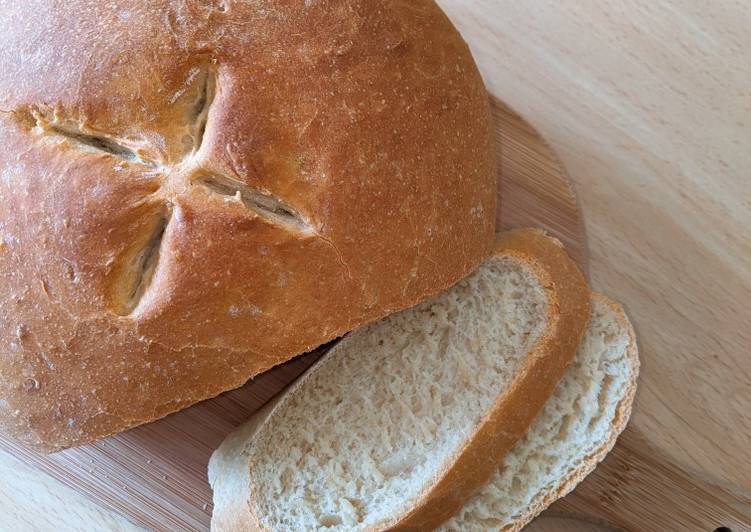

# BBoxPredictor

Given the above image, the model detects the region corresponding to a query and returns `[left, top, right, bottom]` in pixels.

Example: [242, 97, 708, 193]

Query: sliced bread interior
[208, 229, 590, 531]
[441, 293, 639, 531]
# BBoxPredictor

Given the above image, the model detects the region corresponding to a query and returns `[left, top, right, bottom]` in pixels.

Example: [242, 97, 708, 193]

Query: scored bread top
[208, 229, 590, 531]
[0, 0, 496, 451]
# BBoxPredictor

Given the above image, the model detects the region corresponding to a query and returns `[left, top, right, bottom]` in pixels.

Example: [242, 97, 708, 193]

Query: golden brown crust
[0, 0, 496, 451]
[505, 293, 640, 532]
[389, 228, 590, 530]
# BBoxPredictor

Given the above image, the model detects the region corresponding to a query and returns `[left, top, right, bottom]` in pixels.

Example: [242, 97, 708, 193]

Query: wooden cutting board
[1, 99, 748, 532]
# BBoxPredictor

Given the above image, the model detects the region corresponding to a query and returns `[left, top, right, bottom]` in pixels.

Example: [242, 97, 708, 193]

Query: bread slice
[440, 294, 639, 531]
[208, 229, 590, 531]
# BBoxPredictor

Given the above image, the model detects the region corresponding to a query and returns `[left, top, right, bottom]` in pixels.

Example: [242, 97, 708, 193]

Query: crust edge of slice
[502, 292, 640, 532]
[387, 228, 591, 531]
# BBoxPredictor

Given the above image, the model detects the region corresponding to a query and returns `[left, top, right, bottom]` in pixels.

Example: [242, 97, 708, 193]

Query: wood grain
[0, 99, 587, 531]
[527, 517, 612, 532]
[552, 428, 751, 531]
[494, 97, 587, 272]
[0, 451, 138, 532]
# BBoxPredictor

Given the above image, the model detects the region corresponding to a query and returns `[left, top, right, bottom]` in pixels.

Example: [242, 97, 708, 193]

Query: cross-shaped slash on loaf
[25, 64, 311, 316]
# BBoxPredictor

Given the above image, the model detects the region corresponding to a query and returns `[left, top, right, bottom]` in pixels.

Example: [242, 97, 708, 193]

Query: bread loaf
[208, 229, 590, 531]
[0, 0, 496, 451]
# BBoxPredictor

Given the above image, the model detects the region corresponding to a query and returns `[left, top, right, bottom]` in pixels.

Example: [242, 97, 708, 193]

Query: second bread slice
[209, 229, 590, 531]
[441, 294, 639, 531]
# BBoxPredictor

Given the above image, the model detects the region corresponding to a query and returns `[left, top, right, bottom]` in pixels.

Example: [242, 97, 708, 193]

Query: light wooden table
[2, 1, 749, 530]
